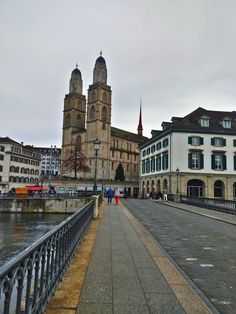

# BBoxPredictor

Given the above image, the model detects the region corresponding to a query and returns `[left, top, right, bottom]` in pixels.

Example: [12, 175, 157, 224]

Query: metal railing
[180, 195, 236, 215]
[0, 199, 95, 314]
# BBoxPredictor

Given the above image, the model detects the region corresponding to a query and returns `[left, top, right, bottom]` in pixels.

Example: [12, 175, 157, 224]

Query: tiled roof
[0, 137, 20, 145]
[170, 107, 236, 134]
[111, 127, 148, 143]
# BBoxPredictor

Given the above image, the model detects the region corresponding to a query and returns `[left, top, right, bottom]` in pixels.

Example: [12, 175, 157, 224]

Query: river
[0, 212, 70, 267]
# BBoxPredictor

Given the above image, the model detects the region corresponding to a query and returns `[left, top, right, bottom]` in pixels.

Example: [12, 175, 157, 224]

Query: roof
[170, 107, 236, 134]
[95, 56, 106, 65]
[140, 107, 236, 148]
[0, 137, 20, 145]
[111, 126, 148, 143]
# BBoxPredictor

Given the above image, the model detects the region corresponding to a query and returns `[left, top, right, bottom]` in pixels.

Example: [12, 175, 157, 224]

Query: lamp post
[93, 138, 101, 195]
[176, 167, 180, 194]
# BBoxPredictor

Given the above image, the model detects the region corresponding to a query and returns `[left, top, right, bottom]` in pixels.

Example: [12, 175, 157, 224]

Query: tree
[62, 136, 90, 179]
[115, 163, 125, 181]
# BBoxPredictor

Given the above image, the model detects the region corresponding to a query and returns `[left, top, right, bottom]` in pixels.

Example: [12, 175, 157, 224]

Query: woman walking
[114, 187, 120, 205]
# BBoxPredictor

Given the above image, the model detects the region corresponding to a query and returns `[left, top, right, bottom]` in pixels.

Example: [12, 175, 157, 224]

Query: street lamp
[176, 167, 180, 194]
[93, 138, 101, 195]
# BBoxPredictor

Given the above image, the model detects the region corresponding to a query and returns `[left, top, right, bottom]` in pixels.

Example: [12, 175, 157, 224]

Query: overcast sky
[1, 0, 236, 147]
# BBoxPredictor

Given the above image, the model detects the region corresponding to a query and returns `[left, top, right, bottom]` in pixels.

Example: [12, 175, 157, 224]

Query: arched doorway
[163, 178, 168, 189]
[187, 179, 204, 197]
[156, 179, 160, 191]
[214, 180, 224, 198]
[233, 182, 236, 200]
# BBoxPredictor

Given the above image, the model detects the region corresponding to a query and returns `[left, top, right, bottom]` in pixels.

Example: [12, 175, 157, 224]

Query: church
[61, 53, 147, 195]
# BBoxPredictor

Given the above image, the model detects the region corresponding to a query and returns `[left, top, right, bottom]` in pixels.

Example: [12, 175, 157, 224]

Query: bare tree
[62, 136, 90, 179]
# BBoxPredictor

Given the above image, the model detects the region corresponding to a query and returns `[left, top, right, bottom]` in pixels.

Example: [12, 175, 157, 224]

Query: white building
[139, 107, 236, 200]
[0, 137, 41, 192]
[35, 146, 61, 177]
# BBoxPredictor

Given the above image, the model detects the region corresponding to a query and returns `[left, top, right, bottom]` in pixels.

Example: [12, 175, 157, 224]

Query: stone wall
[0, 197, 90, 213]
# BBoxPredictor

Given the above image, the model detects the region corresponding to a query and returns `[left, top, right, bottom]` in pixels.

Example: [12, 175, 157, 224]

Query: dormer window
[221, 118, 231, 129]
[200, 116, 209, 127]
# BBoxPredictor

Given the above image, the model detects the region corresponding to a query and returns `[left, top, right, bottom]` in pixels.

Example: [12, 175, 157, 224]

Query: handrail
[0, 199, 95, 314]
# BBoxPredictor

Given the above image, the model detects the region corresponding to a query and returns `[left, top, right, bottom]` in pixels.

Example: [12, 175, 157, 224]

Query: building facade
[0, 137, 41, 192]
[61, 53, 147, 195]
[35, 146, 61, 177]
[140, 107, 236, 200]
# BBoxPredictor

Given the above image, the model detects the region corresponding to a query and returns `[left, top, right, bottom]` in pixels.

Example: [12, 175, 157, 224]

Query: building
[35, 146, 61, 177]
[0, 137, 41, 192]
[61, 53, 147, 195]
[140, 107, 236, 200]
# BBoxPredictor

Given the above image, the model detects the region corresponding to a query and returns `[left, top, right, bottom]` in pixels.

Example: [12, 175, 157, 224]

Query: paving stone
[145, 292, 186, 314]
[77, 302, 113, 314]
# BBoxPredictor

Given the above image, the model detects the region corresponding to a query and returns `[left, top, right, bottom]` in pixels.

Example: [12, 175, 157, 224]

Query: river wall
[0, 198, 90, 213]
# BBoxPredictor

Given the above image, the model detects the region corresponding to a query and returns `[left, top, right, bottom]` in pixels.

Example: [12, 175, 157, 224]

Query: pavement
[45, 199, 232, 314]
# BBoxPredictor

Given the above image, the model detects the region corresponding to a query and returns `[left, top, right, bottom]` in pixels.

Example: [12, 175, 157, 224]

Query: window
[211, 137, 226, 147]
[222, 119, 231, 128]
[142, 161, 145, 174]
[0, 146, 4, 152]
[188, 136, 203, 146]
[120, 152, 122, 159]
[151, 145, 155, 153]
[65, 113, 71, 126]
[151, 158, 155, 172]
[0, 165, 3, 172]
[127, 164, 129, 171]
[147, 148, 150, 155]
[162, 153, 168, 170]
[142, 150, 146, 157]
[90, 106, 95, 120]
[200, 116, 209, 127]
[188, 153, 204, 169]
[156, 142, 161, 150]
[146, 159, 150, 173]
[162, 138, 168, 148]
[112, 150, 115, 158]
[211, 154, 226, 170]
[156, 155, 161, 171]
[0, 154, 4, 161]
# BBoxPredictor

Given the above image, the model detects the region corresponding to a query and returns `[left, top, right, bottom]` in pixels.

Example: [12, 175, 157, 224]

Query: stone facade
[61, 54, 147, 195]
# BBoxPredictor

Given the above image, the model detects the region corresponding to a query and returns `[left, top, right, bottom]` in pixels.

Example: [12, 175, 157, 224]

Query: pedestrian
[163, 188, 168, 201]
[114, 187, 120, 205]
[107, 187, 113, 204]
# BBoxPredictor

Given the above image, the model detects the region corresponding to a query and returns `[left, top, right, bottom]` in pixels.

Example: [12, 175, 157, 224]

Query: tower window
[90, 106, 95, 120]
[65, 113, 71, 126]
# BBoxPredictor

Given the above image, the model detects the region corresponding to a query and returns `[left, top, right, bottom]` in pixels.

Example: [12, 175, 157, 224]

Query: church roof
[95, 55, 106, 65]
[111, 127, 148, 143]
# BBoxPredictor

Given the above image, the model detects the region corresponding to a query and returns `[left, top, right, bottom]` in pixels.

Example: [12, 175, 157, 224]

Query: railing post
[92, 196, 99, 219]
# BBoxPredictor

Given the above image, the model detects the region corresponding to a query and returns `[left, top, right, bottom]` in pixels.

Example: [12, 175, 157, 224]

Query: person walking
[114, 187, 120, 205]
[163, 188, 168, 201]
[107, 187, 113, 204]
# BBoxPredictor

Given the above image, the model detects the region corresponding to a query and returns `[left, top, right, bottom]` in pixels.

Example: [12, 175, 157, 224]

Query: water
[0, 212, 70, 267]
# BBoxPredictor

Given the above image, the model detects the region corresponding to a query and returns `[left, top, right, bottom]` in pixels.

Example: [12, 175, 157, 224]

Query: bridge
[1, 196, 235, 313]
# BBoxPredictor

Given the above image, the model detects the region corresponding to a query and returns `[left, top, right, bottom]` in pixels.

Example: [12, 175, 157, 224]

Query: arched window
[76, 135, 81, 150]
[90, 106, 95, 120]
[102, 92, 107, 102]
[102, 106, 107, 130]
[65, 113, 71, 126]
[91, 91, 96, 102]
[233, 182, 236, 199]
[163, 178, 168, 189]
[77, 114, 81, 128]
[214, 180, 224, 198]
[187, 179, 204, 197]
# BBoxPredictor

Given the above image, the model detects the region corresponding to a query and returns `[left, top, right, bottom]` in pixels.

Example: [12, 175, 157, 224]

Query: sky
[1, 0, 236, 147]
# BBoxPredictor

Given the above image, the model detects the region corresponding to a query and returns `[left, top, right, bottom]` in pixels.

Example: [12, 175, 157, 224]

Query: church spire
[137, 98, 143, 136]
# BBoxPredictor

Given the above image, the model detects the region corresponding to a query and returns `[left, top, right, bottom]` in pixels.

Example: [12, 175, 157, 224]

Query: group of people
[148, 188, 168, 201]
[106, 187, 121, 205]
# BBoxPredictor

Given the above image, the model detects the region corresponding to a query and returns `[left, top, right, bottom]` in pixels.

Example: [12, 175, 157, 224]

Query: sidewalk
[161, 201, 236, 226]
[76, 201, 214, 314]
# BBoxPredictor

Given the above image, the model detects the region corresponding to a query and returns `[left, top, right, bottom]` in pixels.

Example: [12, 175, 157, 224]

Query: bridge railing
[0, 199, 96, 314]
[180, 195, 236, 215]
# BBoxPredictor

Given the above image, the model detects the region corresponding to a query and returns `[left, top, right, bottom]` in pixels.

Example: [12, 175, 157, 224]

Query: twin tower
[61, 53, 144, 182]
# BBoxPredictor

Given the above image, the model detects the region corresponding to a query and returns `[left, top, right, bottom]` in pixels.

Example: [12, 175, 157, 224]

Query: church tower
[62, 64, 86, 146]
[85, 52, 112, 179]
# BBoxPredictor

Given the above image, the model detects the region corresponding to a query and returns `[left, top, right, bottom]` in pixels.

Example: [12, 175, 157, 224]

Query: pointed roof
[137, 99, 143, 136]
